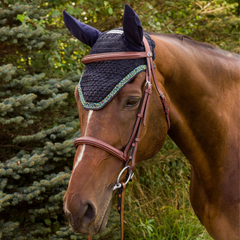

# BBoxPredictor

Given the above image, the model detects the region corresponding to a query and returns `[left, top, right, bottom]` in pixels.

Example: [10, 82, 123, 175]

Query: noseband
[73, 37, 170, 239]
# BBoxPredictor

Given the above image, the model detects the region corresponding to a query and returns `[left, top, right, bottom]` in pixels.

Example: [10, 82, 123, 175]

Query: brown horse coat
[152, 34, 240, 239]
[64, 33, 240, 239]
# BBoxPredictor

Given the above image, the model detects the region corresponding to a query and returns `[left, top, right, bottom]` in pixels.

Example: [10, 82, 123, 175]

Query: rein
[74, 36, 170, 240]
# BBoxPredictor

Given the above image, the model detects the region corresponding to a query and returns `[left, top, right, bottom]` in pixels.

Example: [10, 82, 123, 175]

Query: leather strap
[117, 183, 126, 240]
[82, 52, 149, 64]
[123, 83, 152, 169]
[150, 58, 170, 129]
[74, 136, 128, 162]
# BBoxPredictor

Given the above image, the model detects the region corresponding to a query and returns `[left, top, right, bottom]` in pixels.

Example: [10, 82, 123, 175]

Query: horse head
[62, 4, 169, 236]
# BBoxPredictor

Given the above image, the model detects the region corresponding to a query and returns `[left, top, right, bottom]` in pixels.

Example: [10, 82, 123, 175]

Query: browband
[81, 52, 150, 64]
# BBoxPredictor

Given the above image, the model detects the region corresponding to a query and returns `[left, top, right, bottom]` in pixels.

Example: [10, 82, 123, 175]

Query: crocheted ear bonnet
[79, 30, 155, 110]
[63, 5, 155, 110]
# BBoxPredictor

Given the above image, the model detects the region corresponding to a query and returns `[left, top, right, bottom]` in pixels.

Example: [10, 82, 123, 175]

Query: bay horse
[62, 5, 240, 240]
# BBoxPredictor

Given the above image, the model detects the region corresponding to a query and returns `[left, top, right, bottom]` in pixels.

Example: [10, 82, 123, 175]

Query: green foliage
[0, 1, 117, 239]
[54, 0, 239, 53]
[137, 219, 155, 238]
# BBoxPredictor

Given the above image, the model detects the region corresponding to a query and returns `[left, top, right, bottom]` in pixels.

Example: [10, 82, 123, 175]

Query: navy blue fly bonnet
[63, 4, 155, 110]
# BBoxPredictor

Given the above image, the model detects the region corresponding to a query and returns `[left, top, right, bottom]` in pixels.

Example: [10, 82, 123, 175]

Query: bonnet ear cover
[69, 4, 156, 110]
[123, 4, 144, 51]
[63, 10, 101, 47]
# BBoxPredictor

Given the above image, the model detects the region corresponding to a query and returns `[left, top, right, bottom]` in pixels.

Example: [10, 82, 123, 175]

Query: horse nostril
[83, 202, 96, 223]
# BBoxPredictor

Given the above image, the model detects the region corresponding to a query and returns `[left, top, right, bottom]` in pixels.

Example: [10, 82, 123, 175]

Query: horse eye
[126, 97, 140, 107]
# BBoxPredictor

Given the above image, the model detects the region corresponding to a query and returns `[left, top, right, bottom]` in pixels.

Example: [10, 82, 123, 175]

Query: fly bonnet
[63, 5, 155, 110]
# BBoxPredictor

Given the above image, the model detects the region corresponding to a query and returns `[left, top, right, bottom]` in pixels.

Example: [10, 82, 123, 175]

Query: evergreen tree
[0, 1, 118, 239]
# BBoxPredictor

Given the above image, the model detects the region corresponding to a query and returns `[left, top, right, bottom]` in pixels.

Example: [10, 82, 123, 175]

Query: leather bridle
[74, 36, 170, 240]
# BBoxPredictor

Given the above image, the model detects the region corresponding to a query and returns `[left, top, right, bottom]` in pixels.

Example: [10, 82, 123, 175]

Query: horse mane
[149, 32, 240, 59]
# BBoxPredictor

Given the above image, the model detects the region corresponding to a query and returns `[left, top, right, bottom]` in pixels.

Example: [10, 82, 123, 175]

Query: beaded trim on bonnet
[79, 29, 155, 110]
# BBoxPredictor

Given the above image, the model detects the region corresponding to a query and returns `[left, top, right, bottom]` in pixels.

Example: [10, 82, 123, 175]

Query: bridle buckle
[145, 80, 152, 87]
[147, 52, 152, 57]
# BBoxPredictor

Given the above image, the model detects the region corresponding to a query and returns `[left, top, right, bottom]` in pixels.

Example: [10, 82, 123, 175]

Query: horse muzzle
[63, 193, 112, 235]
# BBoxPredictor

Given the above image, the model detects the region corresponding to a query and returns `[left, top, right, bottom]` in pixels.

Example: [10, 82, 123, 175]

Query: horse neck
[152, 35, 240, 179]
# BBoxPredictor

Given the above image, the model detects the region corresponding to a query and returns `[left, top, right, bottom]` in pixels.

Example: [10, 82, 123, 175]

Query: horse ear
[63, 10, 101, 47]
[123, 4, 144, 51]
